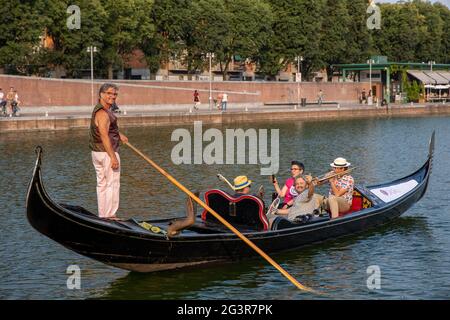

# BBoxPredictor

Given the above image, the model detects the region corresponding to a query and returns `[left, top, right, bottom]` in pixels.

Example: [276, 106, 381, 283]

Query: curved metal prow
[428, 131, 435, 159]
[26, 146, 44, 212]
[428, 131, 435, 175]
[35, 146, 43, 168]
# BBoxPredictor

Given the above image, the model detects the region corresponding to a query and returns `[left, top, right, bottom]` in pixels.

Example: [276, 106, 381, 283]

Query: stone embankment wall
[0, 75, 374, 107]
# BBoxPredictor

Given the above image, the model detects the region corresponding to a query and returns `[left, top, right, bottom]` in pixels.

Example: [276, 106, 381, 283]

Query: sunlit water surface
[1, 116, 449, 299]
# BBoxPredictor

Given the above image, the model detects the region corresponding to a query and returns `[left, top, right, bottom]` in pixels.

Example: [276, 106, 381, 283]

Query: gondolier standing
[89, 83, 128, 219]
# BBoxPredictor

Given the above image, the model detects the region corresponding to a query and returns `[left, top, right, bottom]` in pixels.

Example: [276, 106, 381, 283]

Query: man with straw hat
[321, 157, 354, 219]
[232, 176, 252, 197]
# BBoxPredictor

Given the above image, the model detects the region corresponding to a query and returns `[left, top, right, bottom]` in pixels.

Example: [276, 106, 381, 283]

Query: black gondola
[26, 132, 435, 272]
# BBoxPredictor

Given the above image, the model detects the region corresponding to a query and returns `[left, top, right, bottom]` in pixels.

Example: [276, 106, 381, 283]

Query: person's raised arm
[271, 176, 288, 198]
[306, 175, 315, 200]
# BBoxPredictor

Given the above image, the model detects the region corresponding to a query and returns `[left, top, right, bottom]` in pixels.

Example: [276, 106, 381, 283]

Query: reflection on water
[1, 116, 450, 299]
[96, 216, 429, 300]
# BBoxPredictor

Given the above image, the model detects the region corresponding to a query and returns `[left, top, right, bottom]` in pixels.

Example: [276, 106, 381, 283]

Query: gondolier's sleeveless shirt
[89, 103, 120, 152]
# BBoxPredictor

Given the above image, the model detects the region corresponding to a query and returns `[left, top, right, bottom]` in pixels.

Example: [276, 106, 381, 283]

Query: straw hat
[233, 176, 252, 190]
[330, 157, 351, 168]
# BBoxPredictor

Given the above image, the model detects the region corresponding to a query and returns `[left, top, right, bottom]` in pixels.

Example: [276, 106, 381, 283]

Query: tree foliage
[42, 0, 106, 77]
[0, 0, 49, 75]
[0, 0, 449, 78]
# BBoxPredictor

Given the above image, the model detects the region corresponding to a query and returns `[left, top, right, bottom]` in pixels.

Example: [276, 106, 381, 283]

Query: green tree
[320, 0, 351, 80]
[435, 2, 450, 63]
[373, 3, 424, 62]
[258, 0, 325, 80]
[0, 0, 49, 75]
[150, 0, 191, 75]
[100, 0, 154, 79]
[214, 0, 274, 80]
[413, 0, 444, 63]
[181, 0, 228, 77]
[42, 0, 106, 78]
[345, 0, 373, 64]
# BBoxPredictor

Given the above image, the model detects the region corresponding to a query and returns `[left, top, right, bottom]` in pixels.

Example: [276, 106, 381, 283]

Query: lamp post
[295, 55, 303, 109]
[428, 60, 435, 72]
[206, 52, 215, 111]
[366, 58, 375, 105]
[427, 61, 436, 101]
[367, 58, 375, 96]
[87, 46, 98, 107]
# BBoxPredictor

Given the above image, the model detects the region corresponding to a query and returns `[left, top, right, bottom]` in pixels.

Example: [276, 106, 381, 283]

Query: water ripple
[1, 117, 450, 299]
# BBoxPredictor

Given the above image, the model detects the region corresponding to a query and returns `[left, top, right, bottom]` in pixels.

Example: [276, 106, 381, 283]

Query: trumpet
[313, 167, 356, 184]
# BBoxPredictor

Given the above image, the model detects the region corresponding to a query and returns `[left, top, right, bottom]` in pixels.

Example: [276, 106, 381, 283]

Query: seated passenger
[267, 176, 323, 228]
[271, 161, 304, 209]
[321, 157, 354, 219]
[232, 175, 252, 197]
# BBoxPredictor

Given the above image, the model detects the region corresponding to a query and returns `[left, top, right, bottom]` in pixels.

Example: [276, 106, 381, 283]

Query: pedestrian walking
[12, 90, 21, 116]
[0, 88, 6, 116]
[6, 87, 15, 117]
[317, 90, 324, 106]
[216, 93, 223, 110]
[221, 93, 228, 111]
[193, 90, 200, 110]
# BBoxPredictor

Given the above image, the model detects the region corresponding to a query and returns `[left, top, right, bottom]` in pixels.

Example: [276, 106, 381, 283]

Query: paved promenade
[1, 102, 449, 132]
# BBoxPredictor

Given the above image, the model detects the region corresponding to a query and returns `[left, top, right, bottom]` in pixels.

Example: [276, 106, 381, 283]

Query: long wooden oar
[125, 142, 319, 294]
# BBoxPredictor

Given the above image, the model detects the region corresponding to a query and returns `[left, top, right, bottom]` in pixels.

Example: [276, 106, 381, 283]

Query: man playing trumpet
[319, 157, 355, 219]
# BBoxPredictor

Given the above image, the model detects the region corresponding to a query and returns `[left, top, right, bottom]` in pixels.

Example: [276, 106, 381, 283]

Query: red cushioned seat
[338, 196, 363, 217]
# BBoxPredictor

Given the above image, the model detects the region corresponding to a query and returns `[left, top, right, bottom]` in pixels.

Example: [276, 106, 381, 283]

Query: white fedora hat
[330, 157, 351, 168]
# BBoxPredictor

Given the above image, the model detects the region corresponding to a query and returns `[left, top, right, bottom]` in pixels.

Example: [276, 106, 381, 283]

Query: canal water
[1, 116, 449, 299]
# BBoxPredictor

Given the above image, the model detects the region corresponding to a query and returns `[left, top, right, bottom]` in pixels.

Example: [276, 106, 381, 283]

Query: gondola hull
[26, 133, 434, 272]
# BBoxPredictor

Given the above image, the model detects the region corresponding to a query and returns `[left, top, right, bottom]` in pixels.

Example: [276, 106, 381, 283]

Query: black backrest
[201, 189, 268, 231]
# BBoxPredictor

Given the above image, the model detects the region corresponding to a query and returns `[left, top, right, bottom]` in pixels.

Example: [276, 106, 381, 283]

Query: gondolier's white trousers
[91, 151, 120, 218]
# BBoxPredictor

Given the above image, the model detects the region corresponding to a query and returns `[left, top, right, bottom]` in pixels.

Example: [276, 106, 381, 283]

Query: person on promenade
[11, 90, 21, 116]
[193, 90, 200, 110]
[216, 93, 223, 110]
[318, 89, 324, 106]
[6, 87, 15, 117]
[0, 88, 6, 116]
[89, 83, 128, 220]
[320, 157, 354, 219]
[361, 89, 367, 104]
[267, 176, 323, 227]
[271, 161, 304, 209]
[221, 92, 228, 111]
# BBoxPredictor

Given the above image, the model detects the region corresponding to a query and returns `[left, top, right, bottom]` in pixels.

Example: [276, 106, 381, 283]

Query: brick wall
[0, 75, 376, 107]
